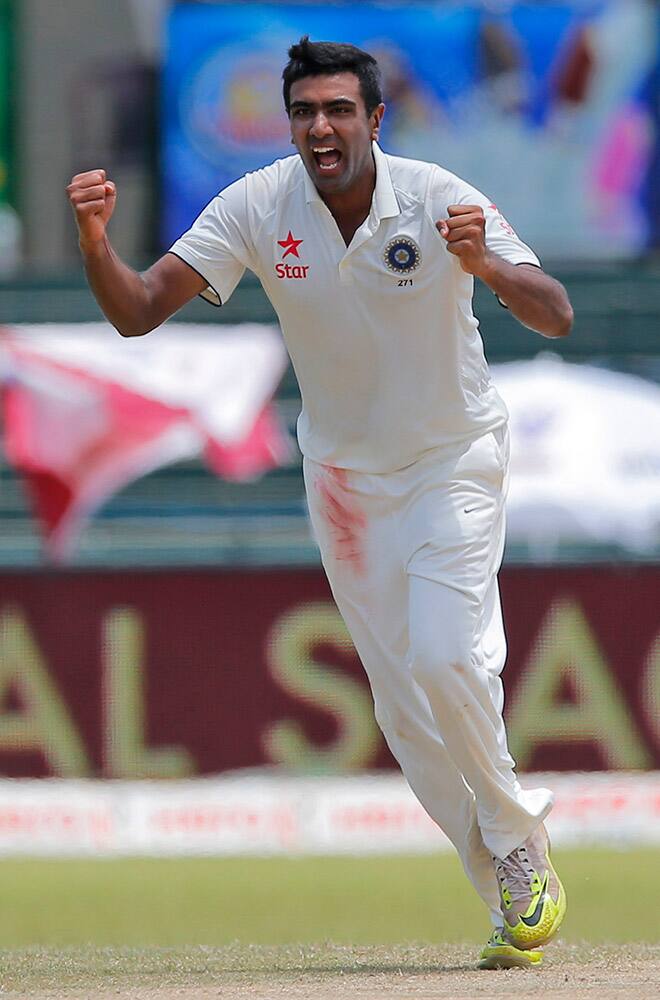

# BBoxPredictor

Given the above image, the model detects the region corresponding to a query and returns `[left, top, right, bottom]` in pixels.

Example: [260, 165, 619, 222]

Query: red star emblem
[277, 230, 304, 259]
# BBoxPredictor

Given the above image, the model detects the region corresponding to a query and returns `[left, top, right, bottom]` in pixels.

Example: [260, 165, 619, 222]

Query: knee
[373, 700, 425, 755]
[372, 702, 404, 764]
[410, 630, 471, 692]
[373, 700, 400, 742]
[372, 698, 389, 738]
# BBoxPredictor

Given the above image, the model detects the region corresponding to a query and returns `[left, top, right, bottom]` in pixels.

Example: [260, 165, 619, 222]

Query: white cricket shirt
[170, 143, 540, 473]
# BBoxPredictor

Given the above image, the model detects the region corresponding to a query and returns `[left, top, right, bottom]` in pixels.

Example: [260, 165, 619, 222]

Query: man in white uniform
[68, 37, 572, 969]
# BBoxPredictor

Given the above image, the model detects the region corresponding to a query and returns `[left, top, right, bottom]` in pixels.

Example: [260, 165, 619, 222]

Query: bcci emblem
[383, 236, 421, 274]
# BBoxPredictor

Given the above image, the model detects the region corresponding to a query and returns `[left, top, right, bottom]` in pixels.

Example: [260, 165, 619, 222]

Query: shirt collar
[371, 142, 400, 221]
[302, 142, 400, 221]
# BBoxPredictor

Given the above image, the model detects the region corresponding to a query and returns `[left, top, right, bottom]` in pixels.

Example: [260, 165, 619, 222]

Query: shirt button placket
[338, 258, 354, 286]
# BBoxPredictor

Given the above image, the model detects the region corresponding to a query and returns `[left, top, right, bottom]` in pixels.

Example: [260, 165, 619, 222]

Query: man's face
[288, 72, 384, 195]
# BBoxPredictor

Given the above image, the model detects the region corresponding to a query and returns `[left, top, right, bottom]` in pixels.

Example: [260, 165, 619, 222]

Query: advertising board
[162, 1, 658, 258]
[0, 566, 657, 778]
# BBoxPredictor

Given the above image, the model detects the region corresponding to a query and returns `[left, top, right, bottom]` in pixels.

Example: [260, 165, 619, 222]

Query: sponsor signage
[162, 1, 658, 257]
[0, 772, 658, 856]
[0, 567, 658, 778]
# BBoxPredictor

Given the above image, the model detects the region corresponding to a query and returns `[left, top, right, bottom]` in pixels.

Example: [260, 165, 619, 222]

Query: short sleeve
[169, 177, 253, 306]
[454, 180, 541, 268]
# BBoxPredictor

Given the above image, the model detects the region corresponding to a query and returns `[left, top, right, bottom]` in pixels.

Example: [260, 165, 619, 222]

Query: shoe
[493, 822, 566, 950]
[477, 928, 543, 969]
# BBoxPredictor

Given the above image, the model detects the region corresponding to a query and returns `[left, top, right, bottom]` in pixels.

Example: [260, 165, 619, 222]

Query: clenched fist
[67, 169, 117, 249]
[436, 204, 489, 277]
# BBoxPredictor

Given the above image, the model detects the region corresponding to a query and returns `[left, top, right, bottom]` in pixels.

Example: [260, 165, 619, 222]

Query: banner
[495, 358, 660, 554]
[0, 324, 289, 560]
[0, 566, 657, 778]
[162, 1, 658, 258]
[0, 772, 658, 856]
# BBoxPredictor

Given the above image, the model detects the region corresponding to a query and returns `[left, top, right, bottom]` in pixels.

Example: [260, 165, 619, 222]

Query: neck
[320, 153, 376, 223]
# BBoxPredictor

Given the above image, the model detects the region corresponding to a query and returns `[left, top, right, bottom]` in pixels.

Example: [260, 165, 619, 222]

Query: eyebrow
[289, 98, 357, 110]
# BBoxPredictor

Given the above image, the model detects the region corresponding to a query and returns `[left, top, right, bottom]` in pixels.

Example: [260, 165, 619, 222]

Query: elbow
[553, 303, 574, 338]
[559, 301, 574, 337]
[554, 284, 574, 338]
[542, 301, 573, 340]
[115, 303, 164, 338]
[115, 322, 154, 339]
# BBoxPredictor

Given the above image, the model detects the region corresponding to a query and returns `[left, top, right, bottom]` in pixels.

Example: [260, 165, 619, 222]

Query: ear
[370, 102, 386, 141]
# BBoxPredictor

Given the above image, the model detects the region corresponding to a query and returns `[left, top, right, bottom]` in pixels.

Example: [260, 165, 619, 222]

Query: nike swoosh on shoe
[519, 872, 549, 928]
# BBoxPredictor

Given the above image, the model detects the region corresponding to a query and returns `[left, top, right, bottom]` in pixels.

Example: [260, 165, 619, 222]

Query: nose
[309, 111, 333, 139]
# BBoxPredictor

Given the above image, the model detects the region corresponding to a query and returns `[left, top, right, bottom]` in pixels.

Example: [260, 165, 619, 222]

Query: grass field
[2, 849, 659, 946]
[0, 850, 658, 997]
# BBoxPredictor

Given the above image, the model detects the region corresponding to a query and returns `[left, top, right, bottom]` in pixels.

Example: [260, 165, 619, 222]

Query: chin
[315, 177, 343, 191]
[313, 170, 351, 193]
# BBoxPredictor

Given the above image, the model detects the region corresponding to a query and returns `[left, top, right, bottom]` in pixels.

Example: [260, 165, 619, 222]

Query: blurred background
[0, 0, 658, 865]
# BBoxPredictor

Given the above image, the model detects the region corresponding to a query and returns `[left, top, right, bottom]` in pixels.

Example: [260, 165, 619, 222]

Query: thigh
[304, 460, 486, 791]
[303, 457, 409, 684]
[408, 574, 479, 671]
[404, 429, 508, 606]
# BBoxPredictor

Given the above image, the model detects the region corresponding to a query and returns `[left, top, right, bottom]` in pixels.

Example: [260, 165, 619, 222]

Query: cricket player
[68, 37, 572, 969]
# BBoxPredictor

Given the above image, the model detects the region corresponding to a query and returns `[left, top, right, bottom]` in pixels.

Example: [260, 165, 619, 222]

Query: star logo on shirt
[277, 230, 304, 259]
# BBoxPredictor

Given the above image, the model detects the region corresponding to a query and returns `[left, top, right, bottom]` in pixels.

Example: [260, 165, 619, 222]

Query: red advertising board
[0, 567, 658, 777]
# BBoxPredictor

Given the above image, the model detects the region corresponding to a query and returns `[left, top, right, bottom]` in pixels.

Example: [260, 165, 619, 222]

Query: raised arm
[67, 169, 206, 337]
[437, 205, 573, 339]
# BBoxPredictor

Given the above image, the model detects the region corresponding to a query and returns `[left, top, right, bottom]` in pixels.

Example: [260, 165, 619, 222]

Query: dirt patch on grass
[1, 944, 658, 999]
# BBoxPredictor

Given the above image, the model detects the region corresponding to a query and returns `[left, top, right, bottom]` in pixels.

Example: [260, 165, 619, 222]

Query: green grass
[1, 849, 658, 948]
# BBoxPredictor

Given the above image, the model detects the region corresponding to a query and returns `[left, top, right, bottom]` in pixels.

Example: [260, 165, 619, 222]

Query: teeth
[312, 147, 340, 170]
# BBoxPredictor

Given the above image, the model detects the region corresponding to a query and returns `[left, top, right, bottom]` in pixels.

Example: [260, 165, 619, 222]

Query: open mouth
[311, 147, 343, 171]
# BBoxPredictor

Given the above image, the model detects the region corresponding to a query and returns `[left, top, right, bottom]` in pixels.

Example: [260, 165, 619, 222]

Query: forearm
[476, 254, 573, 338]
[81, 236, 159, 338]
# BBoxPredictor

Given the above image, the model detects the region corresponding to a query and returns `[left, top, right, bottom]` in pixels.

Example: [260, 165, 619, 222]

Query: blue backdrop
[162, 1, 658, 259]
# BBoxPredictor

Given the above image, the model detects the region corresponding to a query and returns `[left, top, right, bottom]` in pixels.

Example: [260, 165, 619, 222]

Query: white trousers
[304, 428, 552, 926]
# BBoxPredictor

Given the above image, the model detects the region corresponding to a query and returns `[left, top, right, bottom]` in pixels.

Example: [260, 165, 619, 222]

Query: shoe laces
[494, 845, 537, 903]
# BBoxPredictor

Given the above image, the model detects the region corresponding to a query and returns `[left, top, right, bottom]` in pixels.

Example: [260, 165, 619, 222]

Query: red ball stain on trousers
[315, 467, 367, 576]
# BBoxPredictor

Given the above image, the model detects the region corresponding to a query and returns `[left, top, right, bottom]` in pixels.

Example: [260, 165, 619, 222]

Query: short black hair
[282, 36, 383, 115]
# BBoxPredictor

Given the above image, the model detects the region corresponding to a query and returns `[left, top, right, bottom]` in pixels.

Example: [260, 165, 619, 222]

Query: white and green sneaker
[478, 928, 543, 969]
[493, 822, 567, 950]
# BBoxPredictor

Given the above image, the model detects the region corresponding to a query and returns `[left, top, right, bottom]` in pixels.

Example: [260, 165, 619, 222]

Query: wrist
[472, 250, 499, 285]
[79, 234, 109, 259]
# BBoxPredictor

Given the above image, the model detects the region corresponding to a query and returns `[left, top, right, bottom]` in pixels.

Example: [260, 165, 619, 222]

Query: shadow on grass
[232, 962, 476, 976]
